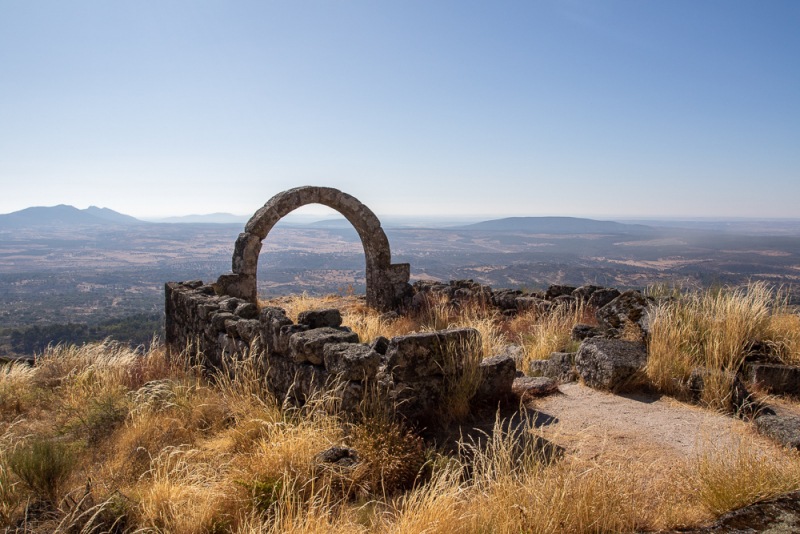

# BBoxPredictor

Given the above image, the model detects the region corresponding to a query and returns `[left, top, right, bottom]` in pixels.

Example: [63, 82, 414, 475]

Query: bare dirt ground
[527, 383, 776, 460]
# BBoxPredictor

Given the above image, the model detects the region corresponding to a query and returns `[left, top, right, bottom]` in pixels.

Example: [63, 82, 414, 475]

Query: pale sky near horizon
[1, 1, 798, 219]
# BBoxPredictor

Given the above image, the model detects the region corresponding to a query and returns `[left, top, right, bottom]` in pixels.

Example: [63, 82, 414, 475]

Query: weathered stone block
[588, 288, 621, 309]
[572, 285, 603, 301]
[747, 363, 800, 397]
[369, 335, 389, 355]
[550, 352, 578, 382]
[298, 308, 342, 329]
[516, 297, 552, 313]
[575, 338, 648, 390]
[323, 342, 381, 380]
[211, 312, 236, 332]
[236, 319, 261, 344]
[496, 344, 525, 366]
[596, 289, 651, 336]
[289, 327, 359, 365]
[385, 328, 481, 381]
[476, 354, 516, 402]
[545, 284, 577, 300]
[234, 302, 259, 319]
[755, 413, 800, 450]
[571, 324, 602, 341]
[512, 376, 559, 401]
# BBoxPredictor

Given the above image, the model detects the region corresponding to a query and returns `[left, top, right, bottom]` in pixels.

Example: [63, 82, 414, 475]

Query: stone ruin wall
[165, 278, 517, 421]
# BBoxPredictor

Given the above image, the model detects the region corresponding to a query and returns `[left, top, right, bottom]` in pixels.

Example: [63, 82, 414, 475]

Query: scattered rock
[369, 335, 390, 355]
[575, 338, 648, 390]
[297, 308, 342, 329]
[550, 352, 578, 382]
[595, 289, 651, 337]
[545, 284, 577, 300]
[653, 490, 800, 533]
[755, 412, 800, 450]
[746, 363, 800, 397]
[588, 288, 621, 309]
[315, 446, 360, 467]
[571, 323, 602, 341]
[512, 376, 559, 401]
[477, 354, 517, 402]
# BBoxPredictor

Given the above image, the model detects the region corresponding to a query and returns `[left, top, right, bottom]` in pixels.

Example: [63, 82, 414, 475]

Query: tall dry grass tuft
[136, 446, 231, 534]
[273, 293, 339, 323]
[646, 282, 791, 408]
[688, 431, 800, 515]
[436, 336, 485, 423]
[512, 303, 587, 371]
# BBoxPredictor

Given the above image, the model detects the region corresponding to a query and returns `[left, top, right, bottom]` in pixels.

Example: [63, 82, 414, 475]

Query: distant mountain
[0, 205, 143, 228]
[303, 218, 352, 229]
[461, 217, 654, 235]
[84, 206, 143, 224]
[155, 213, 248, 224]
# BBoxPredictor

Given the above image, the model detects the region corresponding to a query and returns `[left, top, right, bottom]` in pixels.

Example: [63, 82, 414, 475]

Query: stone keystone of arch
[216, 186, 412, 311]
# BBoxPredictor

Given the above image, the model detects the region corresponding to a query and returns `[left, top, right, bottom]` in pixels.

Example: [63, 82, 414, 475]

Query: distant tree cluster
[4, 313, 164, 354]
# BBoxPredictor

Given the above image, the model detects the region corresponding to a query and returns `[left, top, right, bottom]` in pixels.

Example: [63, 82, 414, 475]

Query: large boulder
[595, 290, 651, 337]
[575, 338, 648, 390]
[289, 327, 359, 365]
[384, 328, 481, 381]
[323, 342, 381, 380]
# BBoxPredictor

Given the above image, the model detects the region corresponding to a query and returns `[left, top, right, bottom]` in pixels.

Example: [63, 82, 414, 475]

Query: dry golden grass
[509, 303, 588, 371]
[689, 431, 800, 516]
[646, 282, 800, 409]
[0, 339, 798, 532]
[3, 284, 800, 531]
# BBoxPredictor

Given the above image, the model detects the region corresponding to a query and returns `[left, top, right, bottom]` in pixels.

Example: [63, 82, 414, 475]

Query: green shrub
[8, 438, 75, 504]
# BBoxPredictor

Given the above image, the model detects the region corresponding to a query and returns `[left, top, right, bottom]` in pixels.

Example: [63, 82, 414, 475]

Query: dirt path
[527, 383, 770, 460]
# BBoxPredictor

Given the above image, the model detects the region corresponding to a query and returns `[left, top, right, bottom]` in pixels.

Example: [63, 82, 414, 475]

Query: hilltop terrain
[1, 204, 799, 356]
[1, 284, 799, 533]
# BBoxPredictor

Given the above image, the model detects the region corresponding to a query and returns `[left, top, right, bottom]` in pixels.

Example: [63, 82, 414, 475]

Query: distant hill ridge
[0, 205, 143, 228]
[461, 216, 654, 235]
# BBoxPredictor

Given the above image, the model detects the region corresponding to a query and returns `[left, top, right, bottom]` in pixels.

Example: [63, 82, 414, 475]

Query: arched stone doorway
[216, 186, 412, 311]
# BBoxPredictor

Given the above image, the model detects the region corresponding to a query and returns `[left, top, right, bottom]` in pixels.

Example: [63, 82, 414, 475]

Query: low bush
[8, 438, 75, 505]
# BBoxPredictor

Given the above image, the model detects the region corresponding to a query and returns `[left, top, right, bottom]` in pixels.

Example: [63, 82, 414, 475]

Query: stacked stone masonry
[165, 279, 519, 421]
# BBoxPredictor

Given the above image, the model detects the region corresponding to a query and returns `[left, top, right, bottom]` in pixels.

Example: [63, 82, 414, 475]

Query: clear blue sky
[1, 1, 798, 219]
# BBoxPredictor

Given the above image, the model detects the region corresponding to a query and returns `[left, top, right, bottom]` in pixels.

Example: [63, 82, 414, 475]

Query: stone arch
[216, 186, 412, 311]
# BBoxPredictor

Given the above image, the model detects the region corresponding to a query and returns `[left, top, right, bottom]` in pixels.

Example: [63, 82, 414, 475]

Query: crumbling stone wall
[165, 279, 516, 420]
